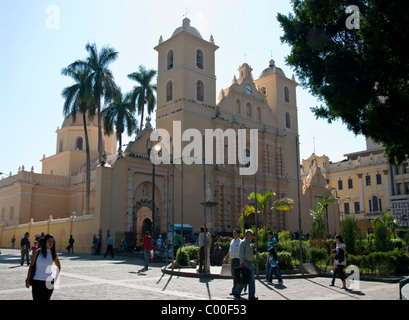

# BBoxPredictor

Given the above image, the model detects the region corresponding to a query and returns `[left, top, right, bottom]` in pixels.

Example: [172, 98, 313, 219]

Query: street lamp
[147, 142, 162, 239]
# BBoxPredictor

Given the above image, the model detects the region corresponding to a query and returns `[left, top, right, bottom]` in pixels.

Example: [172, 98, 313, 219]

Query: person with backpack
[266, 231, 283, 285]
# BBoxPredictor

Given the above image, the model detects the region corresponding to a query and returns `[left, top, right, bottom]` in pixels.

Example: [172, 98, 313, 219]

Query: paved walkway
[0, 248, 400, 300]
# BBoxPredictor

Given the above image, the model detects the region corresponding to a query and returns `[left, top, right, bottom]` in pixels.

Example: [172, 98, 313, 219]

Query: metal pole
[181, 160, 184, 245]
[152, 162, 155, 238]
[165, 161, 170, 267]
[171, 148, 175, 270]
[241, 174, 245, 236]
[202, 134, 208, 272]
[254, 172, 259, 278]
[295, 135, 304, 274]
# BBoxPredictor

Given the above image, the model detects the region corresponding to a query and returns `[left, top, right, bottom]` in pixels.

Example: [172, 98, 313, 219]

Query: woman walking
[25, 234, 61, 300]
[335, 234, 347, 289]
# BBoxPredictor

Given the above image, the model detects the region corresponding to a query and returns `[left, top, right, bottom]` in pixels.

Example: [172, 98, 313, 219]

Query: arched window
[59, 139, 63, 153]
[284, 87, 290, 103]
[197, 80, 204, 101]
[246, 103, 252, 118]
[196, 49, 204, 69]
[285, 112, 291, 129]
[166, 80, 173, 102]
[372, 196, 379, 212]
[261, 86, 267, 96]
[76, 137, 83, 150]
[236, 100, 241, 115]
[167, 50, 174, 70]
[257, 107, 262, 121]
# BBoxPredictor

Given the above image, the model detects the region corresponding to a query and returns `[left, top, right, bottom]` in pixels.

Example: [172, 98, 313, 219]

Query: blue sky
[0, 0, 365, 176]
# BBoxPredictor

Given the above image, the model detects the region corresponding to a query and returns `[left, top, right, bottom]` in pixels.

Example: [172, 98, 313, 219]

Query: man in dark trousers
[20, 232, 30, 266]
[142, 231, 152, 270]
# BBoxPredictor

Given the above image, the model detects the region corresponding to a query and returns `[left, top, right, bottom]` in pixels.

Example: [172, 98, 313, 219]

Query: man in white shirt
[197, 226, 209, 273]
[224, 228, 242, 295]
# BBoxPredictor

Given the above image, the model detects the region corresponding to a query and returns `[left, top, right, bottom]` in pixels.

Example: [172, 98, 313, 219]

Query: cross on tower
[184, 8, 189, 18]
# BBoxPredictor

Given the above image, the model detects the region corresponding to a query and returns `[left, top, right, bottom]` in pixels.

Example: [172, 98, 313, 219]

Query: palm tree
[102, 89, 138, 152]
[67, 42, 118, 164]
[239, 191, 294, 229]
[372, 213, 400, 239]
[128, 65, 157, 131]
[61, 66, 95, 215]
[310, 194, 336, 237]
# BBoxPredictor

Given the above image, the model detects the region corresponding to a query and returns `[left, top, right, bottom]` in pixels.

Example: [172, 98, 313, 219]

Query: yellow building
[0, 18, 340, 253]
[302, 139, 391, 233]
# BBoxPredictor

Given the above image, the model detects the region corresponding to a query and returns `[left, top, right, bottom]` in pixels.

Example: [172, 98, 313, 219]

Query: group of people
[221, 229, 348, 300]
[16, 232, 62, 300]
[13, 227, 350, 301]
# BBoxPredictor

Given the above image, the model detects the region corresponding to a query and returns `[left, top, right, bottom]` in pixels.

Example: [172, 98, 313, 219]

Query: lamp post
[147, 143, 161, 239]
[295, 135, 304, 275]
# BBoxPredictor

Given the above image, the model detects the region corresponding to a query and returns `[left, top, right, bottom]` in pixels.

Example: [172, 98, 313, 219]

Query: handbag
[233, 267, 250, 285]
[28, 250, 39, 286]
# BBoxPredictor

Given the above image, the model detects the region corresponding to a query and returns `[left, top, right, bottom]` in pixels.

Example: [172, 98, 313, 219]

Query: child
[31, 241, 38, 258]
[330, 249, 339, 286]
[268, 246, 283, 285]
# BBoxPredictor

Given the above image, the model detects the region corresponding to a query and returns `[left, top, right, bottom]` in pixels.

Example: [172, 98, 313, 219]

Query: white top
[336, 243, 347, 266]
[33, 250, 54, 281]
[229, 238, 242, 259]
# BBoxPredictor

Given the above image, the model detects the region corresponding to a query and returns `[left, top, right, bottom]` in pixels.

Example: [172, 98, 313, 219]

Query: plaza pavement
[0, 248, 401, 301]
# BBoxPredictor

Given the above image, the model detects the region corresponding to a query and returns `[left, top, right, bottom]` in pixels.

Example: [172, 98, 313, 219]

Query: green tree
[67, 43, 119, 164]
[372, 213, 399, 239]
[310, 194, 336, 236]
[61, 66, 94, 215]
[277, 0, 409, 165]
[340, 216, 362, 255]
[102, 89, 138, 152]
[239, 191, 294, 229]
[128, 66, 157, 132]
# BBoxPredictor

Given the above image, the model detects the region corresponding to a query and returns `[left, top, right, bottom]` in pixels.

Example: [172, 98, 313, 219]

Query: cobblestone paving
[0, 249, 399, 300]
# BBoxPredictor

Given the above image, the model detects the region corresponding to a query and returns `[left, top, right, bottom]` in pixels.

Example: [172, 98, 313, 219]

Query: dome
[259, 59, 286, 78]
[61, 111, 99, 129]
[171, 18, 203, 39]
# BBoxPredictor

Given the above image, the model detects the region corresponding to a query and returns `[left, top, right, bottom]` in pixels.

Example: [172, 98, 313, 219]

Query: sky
[0, 0, 366, 176]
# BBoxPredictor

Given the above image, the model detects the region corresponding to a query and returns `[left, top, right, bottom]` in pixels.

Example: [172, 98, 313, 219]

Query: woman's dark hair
[40, 234, 57, 260]
[335, 234, 344, 243]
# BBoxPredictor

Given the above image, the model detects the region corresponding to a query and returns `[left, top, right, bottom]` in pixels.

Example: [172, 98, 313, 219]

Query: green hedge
[254, 251, 295, 271]
[347, 250, 409, 275]
[176, 246, 199, 266]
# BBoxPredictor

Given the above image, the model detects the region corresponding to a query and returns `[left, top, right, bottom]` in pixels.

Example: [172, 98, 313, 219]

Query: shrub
[176, 248, 189, 266]
[373, 224, 393, 252]
[216, 241, 230, 257]
[256, 252, 268, 271]
[278, 231, 291, 241]
[184, 246, 199, 260]
[307, 247, 328, 264]
[176, 246, 199, 265]
[277, 251, 295, 270]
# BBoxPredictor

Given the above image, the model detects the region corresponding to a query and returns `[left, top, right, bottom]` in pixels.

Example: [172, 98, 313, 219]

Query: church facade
[0, 18, 340, 253]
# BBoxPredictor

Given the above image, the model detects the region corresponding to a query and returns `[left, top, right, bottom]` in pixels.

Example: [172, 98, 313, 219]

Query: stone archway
[132, 199, 159, 241]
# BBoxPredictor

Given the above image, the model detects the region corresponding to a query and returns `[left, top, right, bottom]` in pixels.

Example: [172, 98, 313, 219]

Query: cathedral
[0, 18, 340, 253]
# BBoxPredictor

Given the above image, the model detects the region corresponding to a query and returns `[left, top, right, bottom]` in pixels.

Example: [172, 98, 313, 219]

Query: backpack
[335, 247, 344, 263]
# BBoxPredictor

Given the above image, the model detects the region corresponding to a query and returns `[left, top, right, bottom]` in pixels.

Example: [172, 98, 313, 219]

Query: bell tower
[154, 18, 219, 132]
